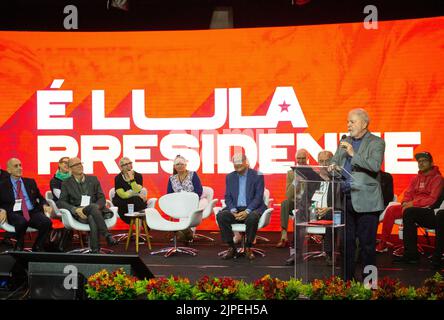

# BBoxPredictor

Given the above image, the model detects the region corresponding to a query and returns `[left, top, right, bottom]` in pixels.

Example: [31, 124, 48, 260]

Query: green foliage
[85, 268, 444, 300]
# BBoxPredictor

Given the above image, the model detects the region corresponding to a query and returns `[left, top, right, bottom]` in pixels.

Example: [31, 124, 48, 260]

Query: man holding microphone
[329, 108, 385, 281]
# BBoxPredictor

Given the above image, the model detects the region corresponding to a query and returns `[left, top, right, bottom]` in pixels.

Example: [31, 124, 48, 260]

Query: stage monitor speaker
[0, 253, 27, 291]
[7, 251, 155, 300]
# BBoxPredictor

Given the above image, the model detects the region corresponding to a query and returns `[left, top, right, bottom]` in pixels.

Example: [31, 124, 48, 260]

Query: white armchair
[193, 186, 218, 242]
[144, 192, 203, 257]
[45, 190, 61, 218]
[59, 206, 118, 254]
[0, 220, 37, 252]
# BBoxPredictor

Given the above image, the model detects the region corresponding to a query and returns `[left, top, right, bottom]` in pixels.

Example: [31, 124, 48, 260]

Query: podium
[292, 165, 349, 283]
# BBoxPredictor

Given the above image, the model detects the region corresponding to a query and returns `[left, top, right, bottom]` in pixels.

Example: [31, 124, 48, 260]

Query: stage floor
[1, 230, 441, 287]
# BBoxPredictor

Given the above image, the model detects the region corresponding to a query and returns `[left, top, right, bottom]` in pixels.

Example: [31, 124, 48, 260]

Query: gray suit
[57, 175, 113, 251]
[331, 131, 385, 281]
[331, 131, 385, 212]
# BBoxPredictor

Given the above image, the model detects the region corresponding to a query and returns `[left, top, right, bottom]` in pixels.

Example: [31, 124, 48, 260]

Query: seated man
[276, 148, 308, 248]
[217, 153, 266, 261]
[393, 152, 444, 268]
[0, 158, 52, 251]
[377, 151, 443, 253]
[49, 156, 71, 202]
[57, 157, 118, 253]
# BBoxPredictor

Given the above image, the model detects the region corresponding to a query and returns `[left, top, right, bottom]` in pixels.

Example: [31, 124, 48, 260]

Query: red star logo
[278, 100, 290, 112]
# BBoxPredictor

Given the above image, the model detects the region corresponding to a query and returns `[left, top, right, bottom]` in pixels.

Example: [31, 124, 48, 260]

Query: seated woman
[167, 155, 203, 242]
[112, 157, 147, 224]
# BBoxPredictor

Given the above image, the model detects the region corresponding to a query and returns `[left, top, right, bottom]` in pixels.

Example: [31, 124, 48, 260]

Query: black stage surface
[1, 230, 441, 289]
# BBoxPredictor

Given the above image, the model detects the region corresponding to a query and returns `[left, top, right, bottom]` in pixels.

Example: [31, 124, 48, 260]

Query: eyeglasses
[122, 162, 133, 166]
[174, 163, 186, 166]
[59, 161, 68, 164]
[69, 162, 83, 168]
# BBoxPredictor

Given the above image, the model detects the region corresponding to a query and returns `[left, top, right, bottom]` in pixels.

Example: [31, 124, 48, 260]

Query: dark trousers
[217, 208, 260, 248]
[82, 204, 111, 251]
[345, 197, 380, 281]
[114, 196, 147, 224]
[7, 209, 52, 250]
[403, 207, 444, 260]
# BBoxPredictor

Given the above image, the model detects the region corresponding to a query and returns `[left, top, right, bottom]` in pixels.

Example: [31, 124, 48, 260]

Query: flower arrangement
[85, 268, 139, 300]
[145, 276, 193, 300]
[253, 275, 287, 300]
[193, 275, 239, 300]
[85, 270, 444, 300]
[415, 272, 444, 300]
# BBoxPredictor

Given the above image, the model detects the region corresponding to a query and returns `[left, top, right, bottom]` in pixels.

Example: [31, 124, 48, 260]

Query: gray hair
[119, 157, 131, 167]
[232, 153, 248, 164]
[349, 108, 370, 125]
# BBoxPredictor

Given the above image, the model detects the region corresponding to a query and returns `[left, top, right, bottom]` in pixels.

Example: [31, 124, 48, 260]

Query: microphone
[340, 134, 348, 149]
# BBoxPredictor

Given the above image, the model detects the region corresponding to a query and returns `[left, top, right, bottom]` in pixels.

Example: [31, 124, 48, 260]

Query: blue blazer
[224, 169, 266, 215]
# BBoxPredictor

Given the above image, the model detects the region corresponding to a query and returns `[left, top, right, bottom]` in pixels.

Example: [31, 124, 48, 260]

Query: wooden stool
[124, 212, 151, 253]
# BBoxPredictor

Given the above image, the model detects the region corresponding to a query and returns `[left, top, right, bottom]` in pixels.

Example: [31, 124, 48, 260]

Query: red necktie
[16, 181, 30, 221]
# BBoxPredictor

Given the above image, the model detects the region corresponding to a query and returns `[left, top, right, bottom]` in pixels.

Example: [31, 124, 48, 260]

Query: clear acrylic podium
[292, 165, 348, 283]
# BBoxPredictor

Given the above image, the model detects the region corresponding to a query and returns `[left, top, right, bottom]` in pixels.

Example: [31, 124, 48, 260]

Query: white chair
[214, 190, 274, 257]
[192, 186, 218, 242]
[0, 220, 37, 252]
[109, 187, 157, 242]
[255, 189, 272, 243]
[45, 190, 62, 218]
[144, 192, 203, 257]
[59, 206, 118, 254]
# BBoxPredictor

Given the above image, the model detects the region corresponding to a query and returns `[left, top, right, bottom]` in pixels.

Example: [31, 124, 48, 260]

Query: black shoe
[106, 235, 119, 246]
[393, 255, 420, 265]
[222, 247, 238, 260]
[90, 248, 100, 254]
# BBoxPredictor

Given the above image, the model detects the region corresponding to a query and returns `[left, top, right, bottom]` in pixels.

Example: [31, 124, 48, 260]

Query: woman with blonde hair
[167, 155, 203, 242]
[112, 157, 147, 224]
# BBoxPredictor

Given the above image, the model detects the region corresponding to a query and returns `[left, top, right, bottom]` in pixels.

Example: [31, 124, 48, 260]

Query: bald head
[7, 158, 22, 178]
[68, 157, 84, 177]
[318, 151, 333, 165]
[295, 149, 308, 165]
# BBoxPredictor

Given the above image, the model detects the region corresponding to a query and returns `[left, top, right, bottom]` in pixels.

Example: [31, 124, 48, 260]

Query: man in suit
[329, 108, 385, 281]
[57, 157, 118, 253]
[276, 149, 308, 248]
[0, 158, 52, 251]
[217, 153, 267, 260]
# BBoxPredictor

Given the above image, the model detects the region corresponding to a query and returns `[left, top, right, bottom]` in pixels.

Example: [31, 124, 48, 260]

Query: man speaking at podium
[329, 108, 385, 281]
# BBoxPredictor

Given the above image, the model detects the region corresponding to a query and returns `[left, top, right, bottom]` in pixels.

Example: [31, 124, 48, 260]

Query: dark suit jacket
[0, 177, 47, 219]
[224, 168, 267, 215]
[57, 175, 110, 217]
[0, 169, 9, 181]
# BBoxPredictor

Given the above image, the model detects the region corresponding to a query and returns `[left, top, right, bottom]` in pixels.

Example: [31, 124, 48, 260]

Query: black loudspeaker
[7, 252, 155, 300]
[0, 254, 26, 291]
